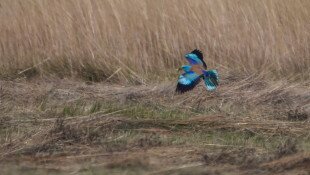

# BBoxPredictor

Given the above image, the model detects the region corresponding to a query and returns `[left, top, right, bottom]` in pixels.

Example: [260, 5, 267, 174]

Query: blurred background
[1, 0, 309, 82]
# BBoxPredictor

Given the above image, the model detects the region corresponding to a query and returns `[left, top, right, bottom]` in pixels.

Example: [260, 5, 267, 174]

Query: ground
[0, 75, 309, 175]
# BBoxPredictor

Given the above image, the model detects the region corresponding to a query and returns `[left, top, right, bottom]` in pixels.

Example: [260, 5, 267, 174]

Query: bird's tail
[202, 69, 219, 91]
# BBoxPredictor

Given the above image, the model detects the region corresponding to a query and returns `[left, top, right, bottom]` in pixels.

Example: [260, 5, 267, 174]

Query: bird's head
[178, 65, 191, 72]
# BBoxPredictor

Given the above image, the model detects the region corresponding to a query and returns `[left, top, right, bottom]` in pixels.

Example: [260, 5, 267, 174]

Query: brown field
[0, 77, 309, 174]
[0, 0, 310, 174]
[1, 0, 310, 81]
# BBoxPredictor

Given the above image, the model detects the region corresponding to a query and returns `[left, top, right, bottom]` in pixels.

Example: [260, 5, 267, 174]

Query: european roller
[176, 49, 219, 93]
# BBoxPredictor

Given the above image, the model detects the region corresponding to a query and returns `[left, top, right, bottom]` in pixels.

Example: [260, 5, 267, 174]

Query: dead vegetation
[0, 76, 309, 174]
[0, 0, 310, 82]
[0, 1, 309, 174]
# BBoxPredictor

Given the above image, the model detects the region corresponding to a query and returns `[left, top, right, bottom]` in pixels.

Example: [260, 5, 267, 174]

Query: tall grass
[0, 0, 309, 82]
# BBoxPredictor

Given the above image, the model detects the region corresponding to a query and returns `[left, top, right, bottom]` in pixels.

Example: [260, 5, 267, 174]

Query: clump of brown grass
[0, 0, 310, 82]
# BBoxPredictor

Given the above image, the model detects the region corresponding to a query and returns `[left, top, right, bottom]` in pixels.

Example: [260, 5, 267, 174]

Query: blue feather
[185, 53, 204, 65]
[181, 65, 192, 72]
[203, 70, 219, 80]
[202, 69, 219, 91]
[176, 71, 202, 93]
[204, 78, 217, 91]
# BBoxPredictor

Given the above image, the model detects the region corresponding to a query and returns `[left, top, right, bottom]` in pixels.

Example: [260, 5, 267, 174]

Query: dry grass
[0, 77, 309, 174]
[0, 0, 310, 82]
[0, 1, 310, 174]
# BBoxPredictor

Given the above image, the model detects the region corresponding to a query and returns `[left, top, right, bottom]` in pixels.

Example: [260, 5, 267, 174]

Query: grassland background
[0, 0, 310, 82]
[1, 1, 310, 174]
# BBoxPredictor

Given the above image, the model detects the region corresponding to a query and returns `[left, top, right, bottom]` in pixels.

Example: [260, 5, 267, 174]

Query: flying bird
[176, 49, 219, 93]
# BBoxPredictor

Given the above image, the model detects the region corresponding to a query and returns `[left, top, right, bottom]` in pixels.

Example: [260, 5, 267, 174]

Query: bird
[176, 49, 219, 93]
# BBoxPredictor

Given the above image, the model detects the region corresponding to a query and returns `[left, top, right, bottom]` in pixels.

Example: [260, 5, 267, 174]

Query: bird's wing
[185, 50, 207, 69]
[191, 49, 207, 68]
[191, 49, 204, 60]
[185, 53, 203, 66]
[176, 71, 202, 93]
[202, 70, 219, 91]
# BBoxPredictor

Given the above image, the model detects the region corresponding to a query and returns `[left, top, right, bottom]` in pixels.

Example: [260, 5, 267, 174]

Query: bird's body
[180, 65, 203, 74]
[176, 49, 219, 93]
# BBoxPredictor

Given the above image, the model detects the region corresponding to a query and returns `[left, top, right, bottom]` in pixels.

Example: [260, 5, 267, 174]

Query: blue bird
[176, 49, 219, 93]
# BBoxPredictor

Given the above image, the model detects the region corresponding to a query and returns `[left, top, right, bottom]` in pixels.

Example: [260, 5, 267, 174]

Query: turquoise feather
[185, 53, 204, 66]
[202, 69, 219, 91]
[181, 65, 192, 72]
[176, 71, 202, 93]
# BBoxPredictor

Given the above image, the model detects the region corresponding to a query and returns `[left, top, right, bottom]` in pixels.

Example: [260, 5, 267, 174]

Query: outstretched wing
[191, 49, 207, 69]
[202, 70, 219, 91]
[176, 71, 202, 93]
[185, 49, 207, 69]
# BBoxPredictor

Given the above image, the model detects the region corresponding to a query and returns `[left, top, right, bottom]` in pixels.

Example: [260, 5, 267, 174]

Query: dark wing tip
[175, 83, 194, 93]
[175, 78, 201, 94]
[191, 49, 203, 60]
[191, 49, 207, 69]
